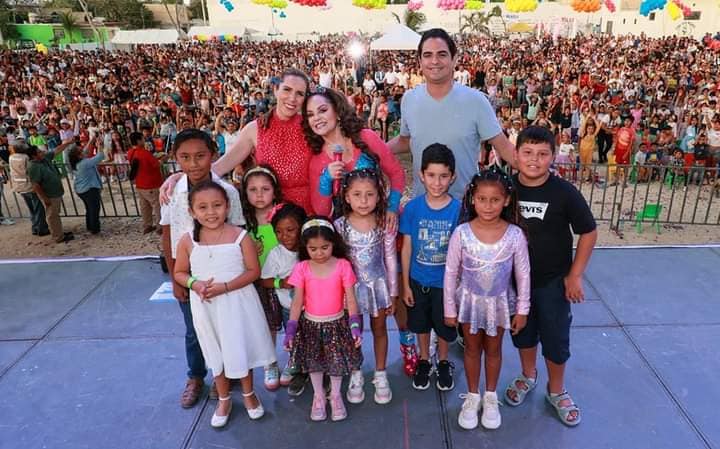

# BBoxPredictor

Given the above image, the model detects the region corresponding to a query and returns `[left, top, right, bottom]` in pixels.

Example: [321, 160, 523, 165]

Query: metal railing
[553, 162, 720, 231]
[2, 162, 719, 230]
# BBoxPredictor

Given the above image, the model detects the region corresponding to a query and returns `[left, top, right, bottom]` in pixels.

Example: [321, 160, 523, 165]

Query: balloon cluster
[571, 0, 601, 12]
[352, 0, 386, 8]
[465, 0, 484, 9]
[193, 34, 238, 42]
[407, 0, 423, 10]
[639, 0, 666, 16]
[670, 0, 691, 17]
[604, 0, 616, 12]
[505, 0, 538, 12]
[253, 0, 287, 6]
[437, 0, 465, 10]
[666, 0, 681, 19]
[219, 0, 235, 12]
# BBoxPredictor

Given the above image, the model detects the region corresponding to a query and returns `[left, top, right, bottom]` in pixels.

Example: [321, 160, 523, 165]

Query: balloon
[219, 0, 235, 11]
[464, 0, 484, 9]
[225, 35, 236, 42]
[408, 0, 423, 10]
[505, 0, 538, 12]
[197, 35, 207, 42]
[571, 0, 601, 12]
[638, 0, 667, 15]
[667, 1, 681, 19]
[604, 0, 616, 12]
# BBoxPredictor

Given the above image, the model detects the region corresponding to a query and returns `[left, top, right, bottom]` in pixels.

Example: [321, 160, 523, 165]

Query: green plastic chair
[635, 204, 662, 234]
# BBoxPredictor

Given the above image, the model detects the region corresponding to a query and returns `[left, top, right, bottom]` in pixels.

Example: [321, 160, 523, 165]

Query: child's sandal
[504, 373, 537, 406]
[242, 390, 265, 420]
[545, 390, 582, 427]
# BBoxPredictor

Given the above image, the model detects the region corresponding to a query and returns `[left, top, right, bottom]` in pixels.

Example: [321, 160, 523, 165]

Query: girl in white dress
[174, 180, 276, 428]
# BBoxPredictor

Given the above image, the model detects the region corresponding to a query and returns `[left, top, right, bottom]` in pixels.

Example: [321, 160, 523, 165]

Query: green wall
[11, 23, 110, 46]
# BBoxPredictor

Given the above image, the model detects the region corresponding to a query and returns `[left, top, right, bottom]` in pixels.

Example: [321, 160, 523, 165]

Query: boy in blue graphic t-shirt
[400, 143, 461, 392]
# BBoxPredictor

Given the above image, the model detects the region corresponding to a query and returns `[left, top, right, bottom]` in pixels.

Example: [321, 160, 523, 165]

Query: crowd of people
[1, 25, 719, 433]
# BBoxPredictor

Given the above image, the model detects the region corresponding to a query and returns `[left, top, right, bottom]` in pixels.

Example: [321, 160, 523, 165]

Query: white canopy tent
[370, 24, 421, 51]
[111, 29, 180, 45]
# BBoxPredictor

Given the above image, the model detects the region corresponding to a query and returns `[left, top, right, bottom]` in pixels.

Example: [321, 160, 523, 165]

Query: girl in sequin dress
[334, 168, 398, 406]
[443, 166, 531, 431]
[284, 217, 363, 422]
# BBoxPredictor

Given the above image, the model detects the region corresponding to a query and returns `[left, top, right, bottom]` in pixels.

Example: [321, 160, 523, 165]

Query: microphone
[333, 144, 344, 195]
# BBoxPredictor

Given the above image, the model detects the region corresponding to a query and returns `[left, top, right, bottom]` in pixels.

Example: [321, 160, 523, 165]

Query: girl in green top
[241, 164, 284, 391]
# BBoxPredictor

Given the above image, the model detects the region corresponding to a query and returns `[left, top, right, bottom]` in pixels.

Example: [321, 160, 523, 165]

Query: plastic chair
[635, 204, 662, 234]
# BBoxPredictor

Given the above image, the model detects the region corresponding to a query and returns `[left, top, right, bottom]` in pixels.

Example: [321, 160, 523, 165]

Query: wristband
[274, 277, 282, 289]
[349, 314, 362, 339]
[319, 167, 333, 196]
[224, 282, 229, 293]
[283, 319, 299, 347]
[388, 189, 402, 214]
[186, 276, 198, 289]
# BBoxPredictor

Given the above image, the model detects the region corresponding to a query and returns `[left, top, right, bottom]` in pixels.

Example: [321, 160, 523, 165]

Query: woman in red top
[302, 88, 404, 231]
[161, 68, 315, 214]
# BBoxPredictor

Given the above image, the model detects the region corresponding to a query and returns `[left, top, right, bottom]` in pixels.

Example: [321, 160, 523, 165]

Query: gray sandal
[504, 373, 537, 406]
[546, 390, 582, 427]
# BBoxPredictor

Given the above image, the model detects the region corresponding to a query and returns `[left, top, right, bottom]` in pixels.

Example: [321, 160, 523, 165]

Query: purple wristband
[283, 319, 298, 347]
[349, 314, 362, 339]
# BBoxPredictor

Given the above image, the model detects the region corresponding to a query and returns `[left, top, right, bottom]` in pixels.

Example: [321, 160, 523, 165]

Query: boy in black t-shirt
[504, 126, 597, 427]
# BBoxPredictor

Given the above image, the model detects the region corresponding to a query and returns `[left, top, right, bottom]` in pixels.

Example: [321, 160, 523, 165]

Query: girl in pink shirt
[284, 217, 363, 422]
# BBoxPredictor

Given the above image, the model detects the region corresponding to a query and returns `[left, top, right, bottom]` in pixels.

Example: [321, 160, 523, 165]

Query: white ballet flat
[211, 396, 232, 428]
[243, 390, 265, 420]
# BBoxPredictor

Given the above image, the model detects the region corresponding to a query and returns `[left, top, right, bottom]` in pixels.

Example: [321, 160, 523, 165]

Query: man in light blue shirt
[389, 28, 515, 199]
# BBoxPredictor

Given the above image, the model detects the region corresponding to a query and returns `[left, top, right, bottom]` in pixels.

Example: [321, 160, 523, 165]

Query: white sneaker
[458, 392, 482, 430]
[372, 370, 392, 404]
[346, 370, 365, 404]
[481, 391, 502, 429]
[264, 364, 280, 391]
[0, 218, 15, 225]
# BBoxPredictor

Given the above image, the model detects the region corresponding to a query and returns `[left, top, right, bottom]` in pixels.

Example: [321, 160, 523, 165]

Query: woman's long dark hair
[301, 87, 379, 165]
[188, 180, 230, 242]
[240, 164, 282, 238]
[460, 165, 523, 231]
[298, 215, 349, 262]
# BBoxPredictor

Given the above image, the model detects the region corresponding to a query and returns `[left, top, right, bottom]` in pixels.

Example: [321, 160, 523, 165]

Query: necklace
[204, 226, 225, 259]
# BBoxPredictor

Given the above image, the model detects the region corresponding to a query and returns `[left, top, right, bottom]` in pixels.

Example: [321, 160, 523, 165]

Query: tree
[60, 11, 78, 43]
[77, 0, 103, 47]
[90, 0, 157, 30]
[391, 9, 427, 33]
[162, 0, 187, 38]
[189, 0, 208, 23]
[459, 5, 503, 36]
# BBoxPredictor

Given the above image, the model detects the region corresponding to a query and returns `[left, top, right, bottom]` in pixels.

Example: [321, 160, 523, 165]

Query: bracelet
[224, 282, 229, 293]
[186, 276, 198, 289]
[274, 277, 282, 289]
[350, 322, 360, 329]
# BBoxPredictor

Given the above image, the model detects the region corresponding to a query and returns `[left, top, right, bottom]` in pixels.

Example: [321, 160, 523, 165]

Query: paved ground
[1, 247, 718, 449]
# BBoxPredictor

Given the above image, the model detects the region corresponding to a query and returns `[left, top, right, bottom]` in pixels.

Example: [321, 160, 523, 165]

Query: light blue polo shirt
[400, 82, 502, 200]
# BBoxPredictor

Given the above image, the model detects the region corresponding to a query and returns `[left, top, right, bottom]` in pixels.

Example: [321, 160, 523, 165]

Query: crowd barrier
[2, 162, 719, 231]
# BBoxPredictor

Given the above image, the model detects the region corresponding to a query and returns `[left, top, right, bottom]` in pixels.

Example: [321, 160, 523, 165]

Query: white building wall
[207, 0, 720, 39]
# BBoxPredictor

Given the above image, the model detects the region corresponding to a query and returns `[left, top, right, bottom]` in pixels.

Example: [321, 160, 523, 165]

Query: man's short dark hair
[421, 143, 455, 174]
[418, 28, 457, 59]
[129, 132, 143, 146]
[516, 126, 556, 154]
[173, 128, 217, 154]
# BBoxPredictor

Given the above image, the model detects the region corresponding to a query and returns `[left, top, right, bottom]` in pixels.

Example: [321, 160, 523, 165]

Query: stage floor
[1, 247, 718, 449]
